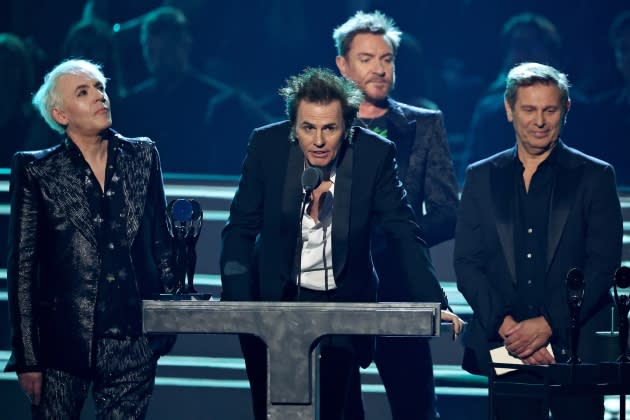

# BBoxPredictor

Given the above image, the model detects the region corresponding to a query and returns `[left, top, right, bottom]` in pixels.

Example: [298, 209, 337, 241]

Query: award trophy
[613, 266, 630, 362]
[164, 198, 212, 300]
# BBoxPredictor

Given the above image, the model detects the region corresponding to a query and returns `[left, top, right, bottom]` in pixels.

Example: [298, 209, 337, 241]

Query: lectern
[143, 300, 440, 420]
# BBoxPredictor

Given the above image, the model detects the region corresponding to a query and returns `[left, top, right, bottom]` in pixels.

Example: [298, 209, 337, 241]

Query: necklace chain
[356, 116, 375, 129]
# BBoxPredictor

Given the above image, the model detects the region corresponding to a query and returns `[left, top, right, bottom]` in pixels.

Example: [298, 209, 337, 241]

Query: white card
[490, 344, 555, 375]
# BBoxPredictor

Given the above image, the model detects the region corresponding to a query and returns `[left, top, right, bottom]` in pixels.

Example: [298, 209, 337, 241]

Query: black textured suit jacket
[383, 98, 458, 247]
[6, 129, 175, 376]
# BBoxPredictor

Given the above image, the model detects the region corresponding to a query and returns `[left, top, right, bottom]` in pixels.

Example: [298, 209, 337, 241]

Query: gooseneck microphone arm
[294, 167, 323, 301]
[566, 267, 585, 364]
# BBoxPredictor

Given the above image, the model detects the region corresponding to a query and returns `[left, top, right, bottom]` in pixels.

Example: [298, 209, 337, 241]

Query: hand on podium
[440, 309, 464, 340]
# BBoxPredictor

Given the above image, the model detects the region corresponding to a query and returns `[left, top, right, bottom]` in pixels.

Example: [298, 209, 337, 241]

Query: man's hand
[18, 372, 42, 405]
[522, 346, 556, 365]
[503, 316, 552, 359]
[498, 315, 518, 340]
[440, 309, 465, 340]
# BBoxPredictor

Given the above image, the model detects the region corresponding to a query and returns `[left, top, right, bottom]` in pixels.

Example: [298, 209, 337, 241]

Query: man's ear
[335, 55, 347, 76]
[562, 98, 571, 124]
[503, 99, 513, 122]
[51, 107, 68, 126]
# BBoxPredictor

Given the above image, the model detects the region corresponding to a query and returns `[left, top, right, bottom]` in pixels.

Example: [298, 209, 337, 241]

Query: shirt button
[108, 242, 115, 250]
[527, 228, 533, 234]
[528, 280, 532, 286]
[527, 253, 532, 259]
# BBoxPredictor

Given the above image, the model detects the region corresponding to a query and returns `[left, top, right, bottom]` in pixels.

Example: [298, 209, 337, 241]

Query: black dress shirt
[65, 133, 141, 338]
[512, 147, 558, 321]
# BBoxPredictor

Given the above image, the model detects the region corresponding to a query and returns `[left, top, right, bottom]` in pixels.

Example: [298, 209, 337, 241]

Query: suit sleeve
[546, 165, 623, 331]
[373, 142, 445, 305]
[454, 165, 511, 340]
[6, 153, 42, 373]
[220, 131, 264, 301]
[414, 111, 459, 246]
[572, 164, 621, 323]
[149, 145, 175, 291]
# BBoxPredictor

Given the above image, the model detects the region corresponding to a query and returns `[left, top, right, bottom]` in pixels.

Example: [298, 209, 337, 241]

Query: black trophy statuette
[566, 267, 585, 364]
[613, 266, 630, 363]
[165, 199, 211, 300]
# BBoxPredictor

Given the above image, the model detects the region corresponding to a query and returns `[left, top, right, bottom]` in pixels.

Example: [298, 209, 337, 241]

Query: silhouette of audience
[462, 13, 592, 180]
[0, 33, 56, 168]
[116, 6, 272, 175]
[61, 18, 126, 107]
[583, 10, 630, 187]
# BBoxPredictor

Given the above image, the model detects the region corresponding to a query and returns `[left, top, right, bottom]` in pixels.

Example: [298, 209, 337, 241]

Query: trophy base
[156, 293, 214, 301]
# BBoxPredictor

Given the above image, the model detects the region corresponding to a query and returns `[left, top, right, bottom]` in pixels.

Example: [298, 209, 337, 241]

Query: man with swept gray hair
[333, 10, 459, 420]
[455, 62, 622, 419]
[4, 58, 175, 418]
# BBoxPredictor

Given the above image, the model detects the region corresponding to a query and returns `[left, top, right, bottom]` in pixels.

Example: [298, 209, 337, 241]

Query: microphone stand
[566, 268, 585, 365]
[614, 266, 630, 363]
[294, 167, 322, 301]
[295, 192, 310, 301]
[567, 295, 582, 364]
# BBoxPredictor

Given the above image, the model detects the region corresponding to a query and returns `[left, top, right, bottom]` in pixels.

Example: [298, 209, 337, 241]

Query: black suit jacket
[220, 122, 445, 363]
[382, 98, 458, 247]
[454, 141, 623, 375]
[5, 130, 175, 376]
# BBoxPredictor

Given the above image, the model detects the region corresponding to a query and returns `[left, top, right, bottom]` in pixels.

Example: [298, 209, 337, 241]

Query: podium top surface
[142, 300, 441, 337]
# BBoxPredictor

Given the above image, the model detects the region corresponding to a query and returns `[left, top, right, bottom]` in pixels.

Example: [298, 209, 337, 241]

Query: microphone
[614, 266, 630, 289]
[293, 167, 323, 300]
[565, 267, 585, 364]
[301, 167, 323, 196]
[566, 267, 585, 307]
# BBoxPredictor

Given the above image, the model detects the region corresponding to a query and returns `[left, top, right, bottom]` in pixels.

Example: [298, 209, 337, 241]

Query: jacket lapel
[31, 147, 98, 247]
[332, 141, 352, 279]
[281, 141, 306, 241]
[116, 135, 151, 244]
[546, 142, 581, 271]
[491, 149, 518, 284]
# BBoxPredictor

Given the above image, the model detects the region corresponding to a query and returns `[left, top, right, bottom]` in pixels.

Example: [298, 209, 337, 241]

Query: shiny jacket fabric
[5, 130, 175, 376]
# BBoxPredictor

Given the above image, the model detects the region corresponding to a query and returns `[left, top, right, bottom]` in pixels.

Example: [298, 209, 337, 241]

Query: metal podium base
[143, 300, 440, 420]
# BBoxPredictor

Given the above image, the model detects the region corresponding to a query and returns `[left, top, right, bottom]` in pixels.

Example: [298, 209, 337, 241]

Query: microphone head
[566, 267, 585, 291]
[301, 167, 323, 193]
[615, 266, 630, 289]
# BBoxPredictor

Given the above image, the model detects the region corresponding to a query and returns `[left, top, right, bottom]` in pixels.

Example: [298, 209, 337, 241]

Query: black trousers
[344, 247, 439, 420]
[32, 336, 158, 420]
[240, 287, 363, 420]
